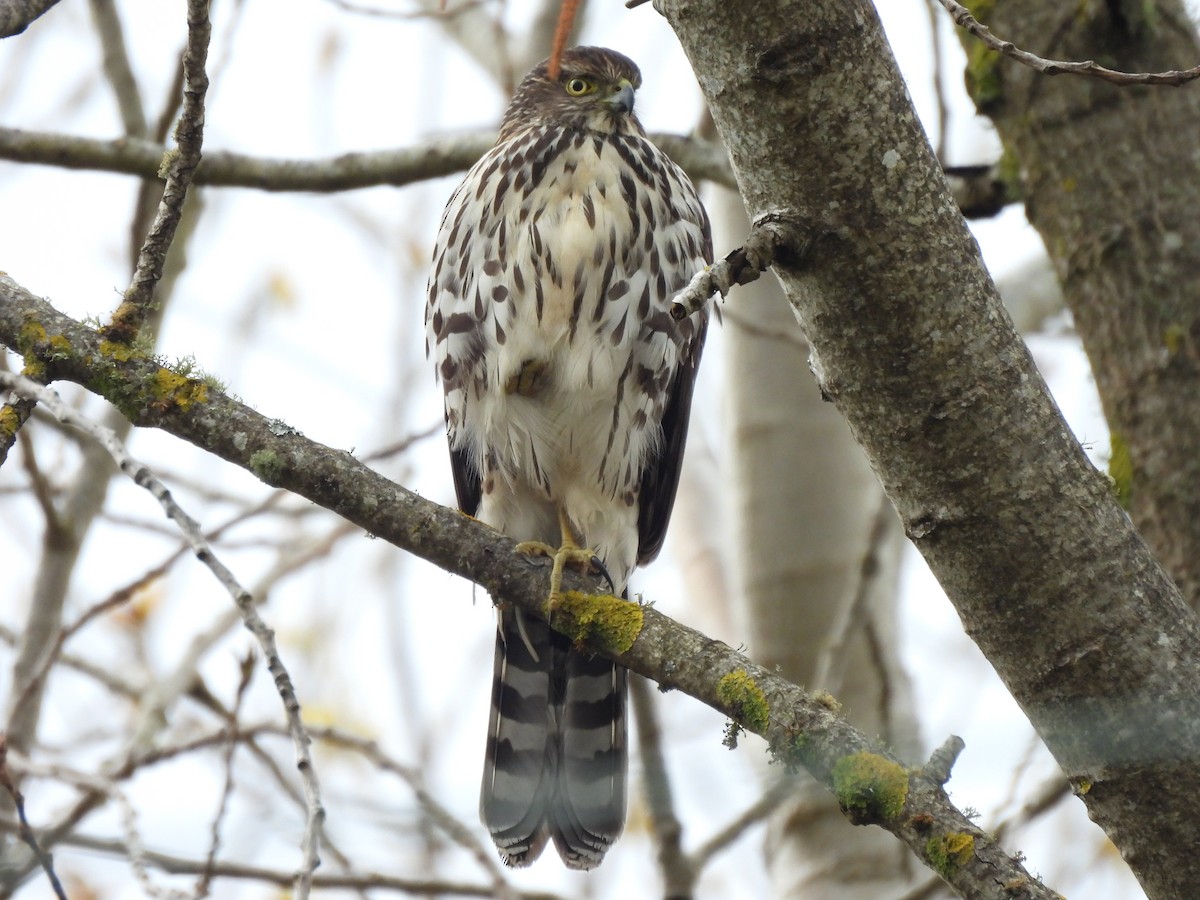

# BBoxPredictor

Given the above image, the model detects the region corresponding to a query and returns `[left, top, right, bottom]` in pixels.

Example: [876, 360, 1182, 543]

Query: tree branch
[0, 0, 62, 37]
[0, 274, 1059, 897]
[106, 0, 211, 342]
[0, 126, 736, 192]
[937, 0, 1200, 85]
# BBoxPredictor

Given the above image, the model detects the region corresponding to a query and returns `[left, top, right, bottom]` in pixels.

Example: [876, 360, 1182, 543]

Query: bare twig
[814, 494, 896, 693]
[0, 370, 326, 898]
[545, 0, 580, 80]
[630, 676, 692, 896]
[670, 218, 792, 320]
[87, 0, 148, 138]
[923, 735, 966, 788]
[298, 725, 515, 896]
[687, 778, 792, 867]
[5, 556, 170, 735]
[0, 819, 561, 899]
[938, 0, 1200, 86]
[0, 737, 67, 900]
[195, 652, 256, 898]
[106, 0, 211, 343]
[324, 0, 495, 18]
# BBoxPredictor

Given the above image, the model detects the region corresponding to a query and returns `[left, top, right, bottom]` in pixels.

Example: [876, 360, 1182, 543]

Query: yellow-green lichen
[554, 590, 643, 656]
[0, 403, 21, 439]
[47, 334, 72, 359]
[716, 669, 770, 735]
[814, 689, 841, 712]
[99, 340, 139, 362]
[18, 320, 47, 351]
[249, 449, 287, 483]
[925, 832, 975, 878]
[151, 368, 209, 411]
[158, 147, 180, 178]
[1108, 432, 1133, 510]
[832, 751, 909, 823]
[1164, 322, 1186, 356]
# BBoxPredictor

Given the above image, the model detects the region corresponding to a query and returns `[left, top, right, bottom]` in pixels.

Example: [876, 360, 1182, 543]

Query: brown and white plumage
[426, 46, 710, 869]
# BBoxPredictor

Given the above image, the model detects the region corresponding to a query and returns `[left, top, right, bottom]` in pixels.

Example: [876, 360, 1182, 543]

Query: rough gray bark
[661, 0, 1200, 897]
[960, 1, 1200, 609]
[0, 0, 62, 38]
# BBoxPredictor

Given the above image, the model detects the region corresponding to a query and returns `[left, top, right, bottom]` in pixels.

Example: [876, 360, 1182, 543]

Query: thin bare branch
[106, 0, 211, 342]
[0, 737, 67, 899]
[0, 126, 736, 191]
[324, 0, 496, 18]
[687, 778, 792, 868]
[195, 653, 256, 898]
[0, 370, 326, 897]
[630, 675, 692, 896]
[87, 0, 148, 138]
[0, 820, 561, 898]
[670, 218, 791, 320]
[938, 0, 1200, 85]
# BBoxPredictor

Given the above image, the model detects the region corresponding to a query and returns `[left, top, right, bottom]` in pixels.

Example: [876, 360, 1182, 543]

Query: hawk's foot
[515, 540, 602, 609]
[504, 358, 549, 397]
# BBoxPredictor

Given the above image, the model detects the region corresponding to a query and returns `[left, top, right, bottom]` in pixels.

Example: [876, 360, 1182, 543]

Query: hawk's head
[498, 46, 644, 141]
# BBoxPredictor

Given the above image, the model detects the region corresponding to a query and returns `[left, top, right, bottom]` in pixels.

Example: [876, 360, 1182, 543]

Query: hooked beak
[607, 81, 636, 115]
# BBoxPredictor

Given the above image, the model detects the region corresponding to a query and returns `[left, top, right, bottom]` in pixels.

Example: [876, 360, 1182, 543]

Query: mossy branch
[0, 274, 1059, 898]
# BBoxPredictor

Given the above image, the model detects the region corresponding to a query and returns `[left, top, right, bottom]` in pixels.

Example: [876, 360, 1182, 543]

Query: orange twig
[547, 0, 581, 80]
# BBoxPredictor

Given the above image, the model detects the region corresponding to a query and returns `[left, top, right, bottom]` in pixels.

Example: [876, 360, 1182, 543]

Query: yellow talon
[516, 509, 599, 608]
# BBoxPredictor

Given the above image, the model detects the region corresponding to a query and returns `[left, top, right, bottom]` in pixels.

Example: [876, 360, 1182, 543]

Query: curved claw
[591, 555, 614, 593]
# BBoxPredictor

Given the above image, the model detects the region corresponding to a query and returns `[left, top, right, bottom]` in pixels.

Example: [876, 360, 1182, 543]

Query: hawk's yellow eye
[565, 77, 595, 96]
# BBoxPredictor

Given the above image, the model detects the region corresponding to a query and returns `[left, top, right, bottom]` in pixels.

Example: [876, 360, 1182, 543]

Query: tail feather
[552, 651, 627, 870]
[480, 608, 627, 869]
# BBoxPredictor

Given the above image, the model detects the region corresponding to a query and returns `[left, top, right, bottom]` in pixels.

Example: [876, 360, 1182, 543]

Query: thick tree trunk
[663, 0, 1200, 896]
[961, 1, 1200, 609]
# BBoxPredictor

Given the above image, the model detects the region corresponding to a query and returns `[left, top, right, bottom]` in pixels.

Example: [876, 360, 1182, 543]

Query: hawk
[426, 46, 710, 869]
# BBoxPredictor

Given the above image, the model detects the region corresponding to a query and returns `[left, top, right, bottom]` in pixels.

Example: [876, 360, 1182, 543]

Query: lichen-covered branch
[0, 274, 1059, 897]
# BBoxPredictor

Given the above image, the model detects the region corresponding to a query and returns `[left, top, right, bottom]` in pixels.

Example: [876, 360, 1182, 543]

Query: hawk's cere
[426, 46, 711, 870]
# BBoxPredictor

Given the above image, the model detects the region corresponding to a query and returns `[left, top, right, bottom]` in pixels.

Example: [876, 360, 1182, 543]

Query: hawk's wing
[450, 444, 482, 517]
[636, 184, 712, 567]
[636, 308, 708, 565]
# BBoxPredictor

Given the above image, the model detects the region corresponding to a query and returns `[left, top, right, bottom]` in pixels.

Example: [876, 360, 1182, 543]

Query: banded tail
[481, 607, 627, 869]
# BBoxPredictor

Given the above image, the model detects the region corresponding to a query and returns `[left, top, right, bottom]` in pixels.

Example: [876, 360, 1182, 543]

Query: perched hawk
[426, 46, 710, 869]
